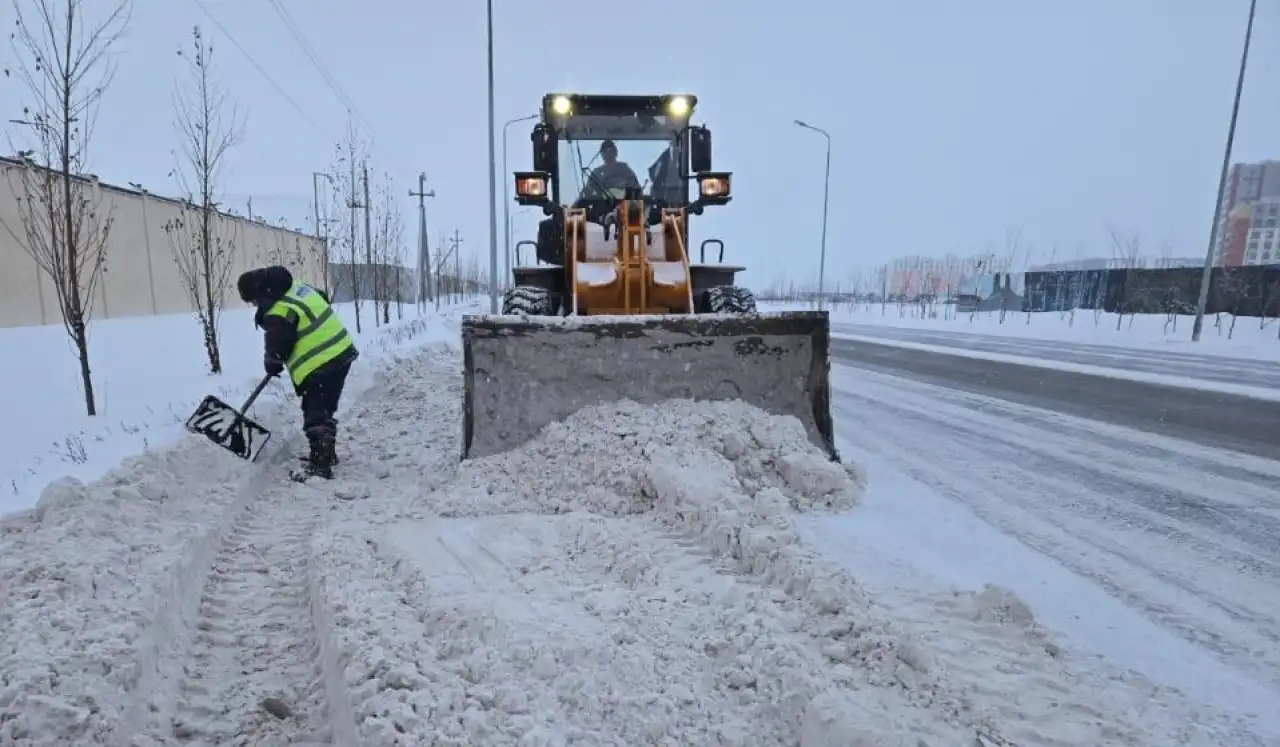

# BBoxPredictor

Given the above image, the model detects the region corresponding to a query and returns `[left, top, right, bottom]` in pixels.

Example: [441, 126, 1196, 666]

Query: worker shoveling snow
[313, 350, 1238, 747]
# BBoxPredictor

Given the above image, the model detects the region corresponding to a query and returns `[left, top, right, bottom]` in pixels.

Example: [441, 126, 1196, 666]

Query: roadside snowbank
[762, 301, 1280, 361]
[1, 298, 473, 514]
[0, 311, 459, 746]
[312, 364, 1226, 746]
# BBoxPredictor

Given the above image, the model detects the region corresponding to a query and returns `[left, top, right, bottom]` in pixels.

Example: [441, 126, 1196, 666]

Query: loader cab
[513, 93, 732, 268]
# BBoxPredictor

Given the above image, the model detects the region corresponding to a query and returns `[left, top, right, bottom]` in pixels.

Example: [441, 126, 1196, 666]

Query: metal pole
[795, 120, 832, 309]
[485, 0, 500, 313]
[503, 113, 538, 290]
[1192, 0, 1256, 342]
[409, 173, 435, 308]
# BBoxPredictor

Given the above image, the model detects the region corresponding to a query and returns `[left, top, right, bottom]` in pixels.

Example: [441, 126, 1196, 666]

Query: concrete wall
[0, 157, 323, 328]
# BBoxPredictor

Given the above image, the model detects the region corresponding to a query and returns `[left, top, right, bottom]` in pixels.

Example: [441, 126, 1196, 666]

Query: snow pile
[436, 399, 865, 518]
[332, 396, 1216, 747]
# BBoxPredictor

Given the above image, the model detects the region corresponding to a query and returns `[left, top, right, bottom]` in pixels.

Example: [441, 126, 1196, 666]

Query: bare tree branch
[3, 0, 132, 416]
[162, 24, 244, 374]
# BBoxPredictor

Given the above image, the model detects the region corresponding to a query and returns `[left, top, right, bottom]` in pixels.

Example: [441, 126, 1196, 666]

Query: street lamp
[1192, 0, 1257, 342]
[485, 0, 500, 313]
[795, 119, 831, 309]
[503, 113, 539, 289]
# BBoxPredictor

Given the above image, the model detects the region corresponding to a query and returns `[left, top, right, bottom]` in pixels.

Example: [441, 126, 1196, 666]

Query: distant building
[1214, 161, 1280, 266]
[886, 253, 1013, 297]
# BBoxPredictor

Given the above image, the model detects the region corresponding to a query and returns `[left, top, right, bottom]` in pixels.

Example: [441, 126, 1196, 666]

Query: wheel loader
[461, 93, 837, 462]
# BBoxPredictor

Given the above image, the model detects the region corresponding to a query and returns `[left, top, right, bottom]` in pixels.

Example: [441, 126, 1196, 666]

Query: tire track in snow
[154, 493, 339, 746]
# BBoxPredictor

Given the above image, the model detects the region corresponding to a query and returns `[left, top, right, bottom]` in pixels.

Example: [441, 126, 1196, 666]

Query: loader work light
[514, 171, 551, 207]
[698, 172, 730, 198]
[551, 95, 572, 115]
[667, 95, 691, 117]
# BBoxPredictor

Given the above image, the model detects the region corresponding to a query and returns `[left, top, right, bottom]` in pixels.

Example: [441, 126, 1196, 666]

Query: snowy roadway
[2, 314, 1277, 746]
[822, 342, 1280, 742]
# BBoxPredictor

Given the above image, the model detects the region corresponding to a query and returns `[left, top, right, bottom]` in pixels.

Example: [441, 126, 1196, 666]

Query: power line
[263, 0, 379, 146]
[189, 0, 325, 135]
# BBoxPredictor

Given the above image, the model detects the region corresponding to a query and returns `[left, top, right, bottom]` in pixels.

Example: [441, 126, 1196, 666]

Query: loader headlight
[667, 96, 691, 117]
[551, 95, 572, 115]
[697, 172, 730, 199]
[514, 172, 549, 199]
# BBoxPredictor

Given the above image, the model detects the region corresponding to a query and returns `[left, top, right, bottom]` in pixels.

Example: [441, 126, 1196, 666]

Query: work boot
[305, 436, 335, 479]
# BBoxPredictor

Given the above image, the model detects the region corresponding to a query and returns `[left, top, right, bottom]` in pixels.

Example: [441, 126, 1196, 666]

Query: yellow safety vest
[264, 282, 355, 386]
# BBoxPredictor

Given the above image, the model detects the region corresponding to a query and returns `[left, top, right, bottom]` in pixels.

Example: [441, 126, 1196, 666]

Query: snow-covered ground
[821, 364, 1280, 745]
[2, 300, 1274, 745]
[762, 301, 1280, 362]
[0, 299, 470, 514]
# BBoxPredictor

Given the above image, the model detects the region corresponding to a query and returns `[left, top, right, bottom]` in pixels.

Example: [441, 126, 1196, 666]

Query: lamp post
[503, 113, 539, 289]
[1192, 0, 1257, 342]
[485, 0, 500, 312]
[795, 119, 831, 309]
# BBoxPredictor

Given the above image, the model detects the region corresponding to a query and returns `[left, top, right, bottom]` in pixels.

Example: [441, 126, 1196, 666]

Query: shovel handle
[222, 373, 275, 438]
[240, 373, 276, 412]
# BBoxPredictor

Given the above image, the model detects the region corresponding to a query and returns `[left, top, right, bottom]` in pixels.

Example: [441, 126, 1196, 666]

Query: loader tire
[502, 286, 558, 316]
[705, 285, 757, 314]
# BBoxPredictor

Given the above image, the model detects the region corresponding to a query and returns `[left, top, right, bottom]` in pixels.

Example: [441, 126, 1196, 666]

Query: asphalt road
[831, 322, 1280, 390]
[830, 337, 1280, 461]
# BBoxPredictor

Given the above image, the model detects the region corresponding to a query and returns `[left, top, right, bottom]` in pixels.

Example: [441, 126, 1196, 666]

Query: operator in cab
[581, 139, 641, 198]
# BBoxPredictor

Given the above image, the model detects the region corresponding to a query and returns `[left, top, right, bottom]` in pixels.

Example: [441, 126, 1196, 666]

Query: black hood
[237, 265, 294, 306]
[237, 266, 294, 328]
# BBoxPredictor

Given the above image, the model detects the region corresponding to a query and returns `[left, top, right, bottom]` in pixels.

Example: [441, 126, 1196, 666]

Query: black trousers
[298, 359, 352, 441]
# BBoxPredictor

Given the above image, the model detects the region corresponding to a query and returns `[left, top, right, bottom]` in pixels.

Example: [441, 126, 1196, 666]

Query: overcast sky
[3, 0, 1277, 288]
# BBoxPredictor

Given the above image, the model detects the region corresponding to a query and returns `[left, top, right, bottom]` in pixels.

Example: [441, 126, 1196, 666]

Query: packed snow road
[0, 332, 1263, 746]
[830, 337, 1280, 460]
[831, 321, 1280, 389]
[827, 349, 1280, 743]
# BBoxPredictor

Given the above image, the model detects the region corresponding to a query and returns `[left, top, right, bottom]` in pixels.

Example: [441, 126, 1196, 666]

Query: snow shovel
[185, 373, 275, 461]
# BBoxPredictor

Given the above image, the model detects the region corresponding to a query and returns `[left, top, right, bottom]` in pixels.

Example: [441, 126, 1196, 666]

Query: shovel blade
[185, 395, 272, 461]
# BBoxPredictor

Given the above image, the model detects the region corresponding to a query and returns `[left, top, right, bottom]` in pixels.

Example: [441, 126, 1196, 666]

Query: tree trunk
[73, 320, 97, 416]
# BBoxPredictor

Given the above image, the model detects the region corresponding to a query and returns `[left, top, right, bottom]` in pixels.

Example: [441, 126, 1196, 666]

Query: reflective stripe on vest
[264, 282, 354, 386]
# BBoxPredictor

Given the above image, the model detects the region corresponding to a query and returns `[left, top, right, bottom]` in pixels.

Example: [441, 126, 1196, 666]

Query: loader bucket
[460, 311, 838, 462]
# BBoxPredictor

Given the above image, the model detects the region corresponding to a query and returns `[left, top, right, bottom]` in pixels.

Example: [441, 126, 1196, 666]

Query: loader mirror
[531, 124, 557, 173]
[514, 171, 551, 207]
[688, 126, 712, 175]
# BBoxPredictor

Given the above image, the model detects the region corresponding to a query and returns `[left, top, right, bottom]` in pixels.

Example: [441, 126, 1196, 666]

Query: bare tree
[161, 25, 242, 374]
[1217, 266, 1251, 339]
[997, 227, 1025, 324]
[4, 0, 131, 416]
[370, 171, 404, 324]
[325, 121, 369, 328]
[1106, 225, 1145, 330]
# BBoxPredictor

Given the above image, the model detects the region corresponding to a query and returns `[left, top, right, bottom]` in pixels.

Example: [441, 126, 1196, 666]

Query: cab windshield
[557, 137, 687, 208]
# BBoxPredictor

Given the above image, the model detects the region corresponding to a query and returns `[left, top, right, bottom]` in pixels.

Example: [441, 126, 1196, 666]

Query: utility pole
[1192, 0, 1257, 342]
[409, 173, 436, 309]
[347, 154, 364, 333]
[450, 229, 464, 299]
[362, 160, 377, 326]
[434, 231, 455, 312]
